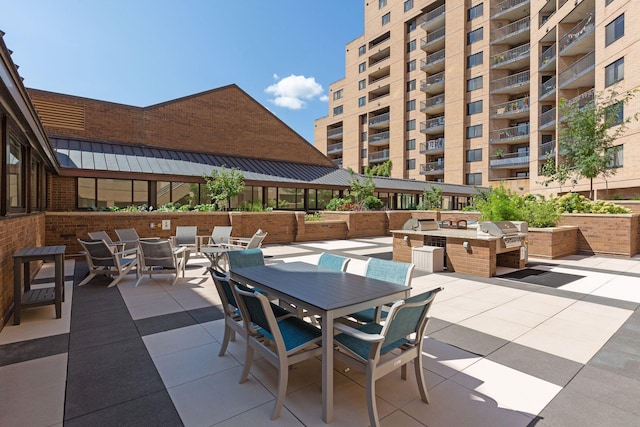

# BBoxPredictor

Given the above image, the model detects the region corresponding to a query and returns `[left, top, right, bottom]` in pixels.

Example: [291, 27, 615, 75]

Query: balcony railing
[490, 152, 530, 167]
[567, 88, 595, 109]
[369, 149, 390, 163]
[491, 96, 530, 117]
[490, 123, 530, 143]
[421, 94, 445, 112]
[332, 158, 343, 167]
[369, 112, 390, 127]
[420, 49, 445, 70]
[539, 108, 556, 128]
[491, 0, 530, 19]
[369, 131, 390, 145]
[420, 71, 445, 91]
[539, 141, 556, 159]
[420, 160, 445, 174]
[327, 127, 343, 139]
[421, 26, 445, 50]
[492, 16, 530, 43]
[327, 142, 343, 154]
[420, 116, 445, 133]
[558, 12, 594, 54]
[540, 43, 556, 69]
[420, 137, 445, 153]
[540, 75, 557, 99]
[558, 50, 595, 88]
[419, 4, 445, 28]
[491, 43, 530, 68]
[490, 70, 530, 93]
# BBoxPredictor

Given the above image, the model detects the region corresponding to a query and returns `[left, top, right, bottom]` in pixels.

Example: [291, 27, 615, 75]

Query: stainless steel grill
[477, 221, 527, 250]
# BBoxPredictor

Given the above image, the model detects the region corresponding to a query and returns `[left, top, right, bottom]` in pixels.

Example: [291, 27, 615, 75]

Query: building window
[407, 99, 416, 111]
[606, 101, 624, 127]
[608, 145, 623, 168]
[361, 148, 368, 159]
[606, 0, 614, 5]
[359, 45, 366, 56]
[359, 79, 366, 90]
[77, 177, 96, 209]
[333, 105, 343, 116]
[404, 0, 414, 12]
[407, 39, 416, 53]
[467, 27, 483, 45]
[468, 3, 483, 21]
[406, 119, 416, 131]
[466, 148, 482, 162]
[382, 12, 391, 26]
[379, 0, 387, 8]
[407, 159, 416, 170]
[407, 19, 417, 32]
[8, 137, 24, 209]
[467, 76, 483, 92]
[359, 62, 366, 73]
[605, 57, 624, 87]
[466, 124, 483, 138]
[358, 96, 366, 107]
[360, 114, 367, 125]
[467, 52, 483, 68]
[605, 14, 624, 46]
[361, 131, 367, 141]
[407, 79, 416, 92]
[406, 139, 416, 150]
[407, 59, 416, 72]
[467, 100, 483, 115]
[466, 173, 482, 185]
[333, 89, 343, 100]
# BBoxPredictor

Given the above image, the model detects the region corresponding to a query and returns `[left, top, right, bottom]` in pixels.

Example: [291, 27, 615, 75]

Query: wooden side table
[13, 245, 66, 325]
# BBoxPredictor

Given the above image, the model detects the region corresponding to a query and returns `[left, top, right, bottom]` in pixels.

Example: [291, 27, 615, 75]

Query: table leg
[322, 313, 334, 423]
[55, 254, 64, 319]
[13, 257, 22, 325]
[23, 261, 31, 291]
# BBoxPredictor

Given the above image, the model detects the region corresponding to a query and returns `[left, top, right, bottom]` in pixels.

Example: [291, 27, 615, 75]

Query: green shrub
[363, 195, 384, 210]
[304, 212, 323, 221]
[554, 193, 630, 214]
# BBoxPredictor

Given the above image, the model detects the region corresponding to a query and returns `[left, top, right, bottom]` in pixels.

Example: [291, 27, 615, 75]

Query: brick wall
[558, 213, 640, 257]
[0, 214, 46, 328]
[445, 237, 496, 278]
[322, 211, 389, 238]
[527, 226, 579, 259]
[48, 176, 76, 211]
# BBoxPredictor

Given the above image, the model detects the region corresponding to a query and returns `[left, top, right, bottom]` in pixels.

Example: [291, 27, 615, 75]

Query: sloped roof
[51, 137, 482, 196]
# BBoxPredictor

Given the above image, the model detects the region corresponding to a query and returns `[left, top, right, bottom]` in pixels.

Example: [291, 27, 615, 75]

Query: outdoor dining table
[230, 261, 410, 423]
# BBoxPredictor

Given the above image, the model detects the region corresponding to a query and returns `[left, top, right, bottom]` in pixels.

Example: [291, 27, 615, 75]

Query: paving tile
[70, 304, 132, 331]
[213, 401, 305, 427]
[588, 333, 640, 381]
[69, 320, 139, 351]
[142, 324, 216, 357]
[421, 337, 482, 379]
[187, 305, 225, 323]
[0, 333, 68, 366]
[430, 324, 509, 356]
[135, 311, 198, 336]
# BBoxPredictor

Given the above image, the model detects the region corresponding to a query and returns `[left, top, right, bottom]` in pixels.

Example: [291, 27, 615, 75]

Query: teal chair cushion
[227, 248, 265, 269]
[258, 316, 322, 352]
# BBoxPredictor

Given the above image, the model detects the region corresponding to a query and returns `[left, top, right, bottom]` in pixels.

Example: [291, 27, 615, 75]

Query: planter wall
[558, 213, 640, 257]
[527, 226, 579, 259]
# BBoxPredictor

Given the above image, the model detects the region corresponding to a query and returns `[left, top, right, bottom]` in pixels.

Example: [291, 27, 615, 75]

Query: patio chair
[348, 258, 415, 323]
[209, 268, 290, 357]
[224, 229, 267, 250]
[234, 283, 323, 420]
[333, 288, 443, 427]
[114, 228, 144, 252]
[226, 247, 265, 269]
[171, 225, 198, 263]
[317, 252, 350, 272]
[135, 239, 187, 287]
[88, 231, 137, 256]
[198, 225, 233, 248]
[77, 239, 139, 287]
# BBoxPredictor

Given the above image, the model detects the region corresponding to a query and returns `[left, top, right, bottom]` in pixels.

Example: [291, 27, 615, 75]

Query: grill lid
[478, 221, 519, 237]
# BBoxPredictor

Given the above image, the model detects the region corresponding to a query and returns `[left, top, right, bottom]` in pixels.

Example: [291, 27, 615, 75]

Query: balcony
[567, 88, 594, 109]
[420, 71, 445, 94]
[369, 65, 390, 83]
[421, 26, 445, 52]
[369, 131, 390, 146]
[558, 12, 595, 56]
[490, 123, 530, 144]
[369, 86, 391, 103]
[491, 0, 530, 20]
[327, 142, 343, 154]
[539, 108, 556, 129]
[369, 112, 390, 129]
[420, 94, 445, 114]
[491, 43, 530, 70]
[539, 140, 556, 159]
[332, 158, 343, 167]
[540, 43, 556, 71]
[420, 137, 445, 154]
[420, 116, 445, 135]
[539, 0, 556, 28]
[420, 49, 445, 73]
[492, 17, 530, 45]
[419, 4, 445, 32]
[540, 75, 556, 100]
[490, 70, 530, 95]
[558, 50, 595, 89]
[420, 160, 445, 175]
[490, 152, 530, 168]
[491, 96, 530, 119]
[327, 126, 343, 140]
[369, 47, 391, 67]
[369, 149, 390, 163]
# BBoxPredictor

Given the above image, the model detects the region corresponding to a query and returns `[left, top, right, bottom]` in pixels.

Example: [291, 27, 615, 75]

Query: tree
[537, 152, 574, 194]
[364, 160, 392, 177]
[419, 185, 443, 210]
[203, 166, 245, 211]
[558, 87, 638, 199]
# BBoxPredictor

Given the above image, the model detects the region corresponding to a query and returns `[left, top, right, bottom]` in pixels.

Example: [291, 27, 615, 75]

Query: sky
[1, 0, 364, 144]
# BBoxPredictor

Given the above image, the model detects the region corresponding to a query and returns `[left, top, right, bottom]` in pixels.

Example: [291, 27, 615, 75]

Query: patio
[1, 236, 640, 426]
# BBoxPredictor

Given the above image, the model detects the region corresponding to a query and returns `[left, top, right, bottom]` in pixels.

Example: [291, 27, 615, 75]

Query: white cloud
[265, 74, 324, 110]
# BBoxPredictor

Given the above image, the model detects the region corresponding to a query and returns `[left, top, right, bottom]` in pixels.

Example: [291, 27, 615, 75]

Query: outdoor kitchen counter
[391, 228, 525, 278]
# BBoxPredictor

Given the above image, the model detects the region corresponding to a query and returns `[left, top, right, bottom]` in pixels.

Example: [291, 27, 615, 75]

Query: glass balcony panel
[490, 151, 530, 168]
[369, 149, 390, 163]
[327, 127, 343, 140]
[420, 160, 445, 175]
[327, 142, 343, 154]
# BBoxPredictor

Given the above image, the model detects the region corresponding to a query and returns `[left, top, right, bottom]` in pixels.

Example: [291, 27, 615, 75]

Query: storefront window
[77, 178, 96, 208]
[8, 138, 23, 208]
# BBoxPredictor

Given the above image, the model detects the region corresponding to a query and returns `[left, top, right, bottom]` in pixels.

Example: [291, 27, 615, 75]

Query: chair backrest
[380, 288, 441, 354]
[175, 226, 198, 246]
[208, 268, 238, 313]
[87, 231, 115, 245]
[227, 248, 265, 269]
[233, 283, 279, 341]
[318, 252, 350, 272]
[138, 239, 176, 269]
[245, 230, 268, 249]
[210, 226, 233, 245]
[364, 257, 414, 287]
[115, 228, 141, 250]
[78, 239, 118, 267]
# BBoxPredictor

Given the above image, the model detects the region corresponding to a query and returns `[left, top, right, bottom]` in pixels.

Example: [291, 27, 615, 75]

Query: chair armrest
[221, 242, 247, 250]
[173, 246, 188, 255]
[228, 236, 250, 245]
[333, 321, 384, 343]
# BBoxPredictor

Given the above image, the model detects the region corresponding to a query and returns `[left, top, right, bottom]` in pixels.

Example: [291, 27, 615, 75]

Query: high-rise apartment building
[315, 0, 640, 199]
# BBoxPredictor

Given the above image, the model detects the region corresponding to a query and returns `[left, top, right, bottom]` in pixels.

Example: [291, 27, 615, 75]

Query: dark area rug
[498, 268, 584, 288]
[367, 251, 394, 260]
